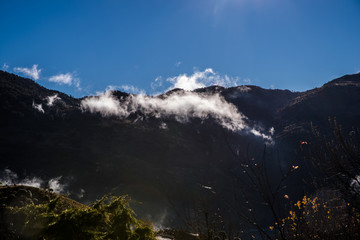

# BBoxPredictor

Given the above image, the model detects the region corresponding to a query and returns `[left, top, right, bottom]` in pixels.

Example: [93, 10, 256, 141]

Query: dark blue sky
[1, 0, 360, 97]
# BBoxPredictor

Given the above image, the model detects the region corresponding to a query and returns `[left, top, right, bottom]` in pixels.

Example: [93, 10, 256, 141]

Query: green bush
[5, 195, 156, 240]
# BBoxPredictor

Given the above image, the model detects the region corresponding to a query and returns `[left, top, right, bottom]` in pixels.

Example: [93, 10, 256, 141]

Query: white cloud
[76, 188, 86, 199]
[166, 71, 207, 91]
[120, 85, 144, 95]
[81, 90, 130, 117]
[20, 178, 44, 188]
[133, 92, 248, 131]
[269, 127, 275, 135]
[0, 168, 67, 194]
[49, 73, 72, 85]
[48, 176, 67, 194]
[159, 122, 168, 130]
[0, 168, 18, 185]
[14, 64, 41, 80]
[250, 128, 274, 144]
[164, 68, 240, 91]
[151, 76, 163, 90]
[149, 68, 251, 94]
[0, 168, 43, 188]
[82, 90, 247, 131]
[2, 63, 9, 71]
[32, 101, 45, 113]
[175, 61, 182, 67]
[81, 67, 272, 142]
[81, 90, 273, 143]
[46, 94, 61, 106]
[49, 72, 81, 89]
[243, 78, 251, 84]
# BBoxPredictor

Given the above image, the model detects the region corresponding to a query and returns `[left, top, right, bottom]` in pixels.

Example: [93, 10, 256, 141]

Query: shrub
[5, 195, 156, 240]
[273, 193, 360, 239]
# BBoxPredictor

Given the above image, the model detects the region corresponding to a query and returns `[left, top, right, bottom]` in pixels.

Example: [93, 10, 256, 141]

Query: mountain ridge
[1, 70, 359, 225]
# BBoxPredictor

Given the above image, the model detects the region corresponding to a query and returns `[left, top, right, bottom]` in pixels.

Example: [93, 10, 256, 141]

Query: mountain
[278, 74, 360, 134]
[0, 70, 359, 225]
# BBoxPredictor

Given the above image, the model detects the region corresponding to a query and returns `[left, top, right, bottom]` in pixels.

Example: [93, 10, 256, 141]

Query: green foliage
[5, 195, 156, 240]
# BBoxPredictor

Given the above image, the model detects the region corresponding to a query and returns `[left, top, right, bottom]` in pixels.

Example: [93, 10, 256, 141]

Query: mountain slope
[278, 73, 360, 137]
[1, 70, 359, 224]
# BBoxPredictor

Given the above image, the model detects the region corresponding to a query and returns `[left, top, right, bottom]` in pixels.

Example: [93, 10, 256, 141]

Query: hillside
[0, 185, 84, 209]
[278, 73, 360, 136]
[0, 70, 360, 227]
[0, 185, 85, 238]
[0, 185, 160, 240]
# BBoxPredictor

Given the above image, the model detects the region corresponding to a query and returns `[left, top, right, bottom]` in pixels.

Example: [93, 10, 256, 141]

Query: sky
[1, 0, 360, 98]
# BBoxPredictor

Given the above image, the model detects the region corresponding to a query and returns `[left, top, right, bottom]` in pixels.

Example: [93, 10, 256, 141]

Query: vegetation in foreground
[1, 121, 360, 240]
[0, 186, 155, 240]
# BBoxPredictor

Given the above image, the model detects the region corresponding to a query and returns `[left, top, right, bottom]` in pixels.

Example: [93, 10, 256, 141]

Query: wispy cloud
[2, 63, 9, 71]
[151, 76, 163, 90]
[243, 78, 251, 84]
[175, 61, 182, 67]
[49, 73, 72, 85]
[0, 168, 68, 194]
[48, 176, 67, 194]
[250, 128, 273, 143]
[48, 72, 80, 89]
[46, 94, 61, 106]
[166, 69, 210, 91]
[75, 188, 86, 199]
[14, 64, 41, 80]
[0, 168, 42, 188]
[269, 127, 275, 135]
[32, 101, 45, 113]
[81, 67, 272, 143]
[81, 90, 247, 131]
[81, 90, 130, 117]
[120, 85, 144, 95]
[81, 89, 273, 143]
[153, 68, 240, 92]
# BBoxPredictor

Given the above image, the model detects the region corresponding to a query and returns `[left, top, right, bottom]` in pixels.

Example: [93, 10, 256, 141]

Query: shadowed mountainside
[0, 70, 359, 225]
